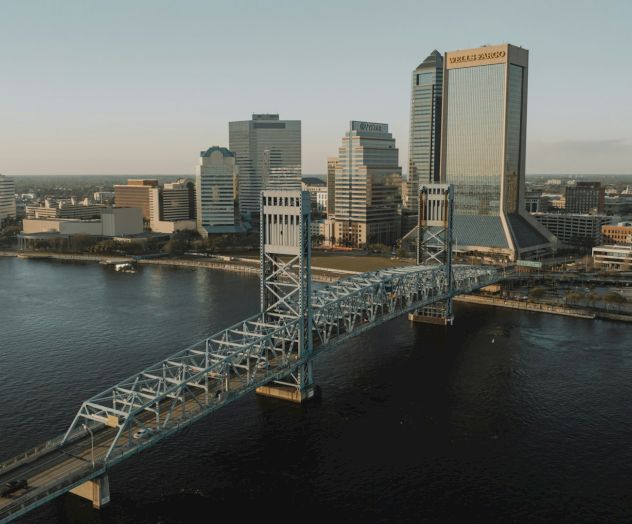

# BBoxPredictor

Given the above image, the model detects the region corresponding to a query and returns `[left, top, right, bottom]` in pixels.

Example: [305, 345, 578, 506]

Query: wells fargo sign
[446, 45, 508, 69]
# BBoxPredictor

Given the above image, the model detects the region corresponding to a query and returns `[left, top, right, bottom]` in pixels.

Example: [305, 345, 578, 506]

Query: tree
[312, 234, 325, 246]
[603, 292, 627, 304]
[528, 287, 546, 300]
[163, 237, 188, 256]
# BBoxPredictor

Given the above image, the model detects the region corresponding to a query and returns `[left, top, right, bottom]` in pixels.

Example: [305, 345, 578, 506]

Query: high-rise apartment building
[327, 157, 338, 219]
[114, 179, 159, 221]
[196, 146, 240, 234]
[334, 121, 402, 247]
[229, 114, 301, 215]
[440, 44, 554, 260]
[0, 174, 16, 223]
[565, 182, 604, 214]
[406, 50, 443, 211]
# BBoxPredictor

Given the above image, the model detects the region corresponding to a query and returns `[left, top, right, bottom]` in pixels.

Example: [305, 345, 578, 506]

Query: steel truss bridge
[0, 190, 499, 523]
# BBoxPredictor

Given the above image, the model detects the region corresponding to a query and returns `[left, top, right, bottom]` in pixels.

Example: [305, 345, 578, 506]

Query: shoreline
[4, 250, 631, 322]
[0, 250, 349, 283]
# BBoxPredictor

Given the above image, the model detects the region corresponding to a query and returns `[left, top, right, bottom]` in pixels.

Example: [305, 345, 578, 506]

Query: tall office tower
[229, 114, 301, 216]
[565, 182, 605, 214]
[263, 150, 301, 191]
[196, 146, 240, 234]
[114, 179, 159, 221]
[334, 121, 402, 247]
[440, 44, 554, 260]
[0, 174, 16, 223]
[406, 50, 443, 211]
[327, 157, 338, 219]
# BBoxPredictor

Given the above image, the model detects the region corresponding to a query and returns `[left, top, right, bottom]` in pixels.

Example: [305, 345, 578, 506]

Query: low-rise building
[19, 207, 144, 249]
[592, 244, 632, 270]
[525, 190, 542, 213]
[602, 222, 632, 246]
[533, 212, 612, 248]
[26, 198, 105, 220]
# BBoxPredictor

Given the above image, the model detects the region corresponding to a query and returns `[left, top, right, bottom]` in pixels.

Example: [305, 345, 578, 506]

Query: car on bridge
[132, 428, 152, 440]
[1, 479, 28, 497]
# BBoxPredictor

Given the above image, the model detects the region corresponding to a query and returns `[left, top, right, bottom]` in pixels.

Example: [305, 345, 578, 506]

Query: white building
[592, 245, 632, 270]
[196, 146, 240, 235]
[21, 207, 143, 238]
[0, 174, 17, 223]
[316, 190, 327, 213]
[333, 121, 403, 247]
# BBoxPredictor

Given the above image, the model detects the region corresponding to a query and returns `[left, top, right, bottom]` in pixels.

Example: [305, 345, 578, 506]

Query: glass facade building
[229, 114, 301, 216]
[406, 50, 443, 211]
[334, 121, 402, 247]
[440, 44, 554, 260]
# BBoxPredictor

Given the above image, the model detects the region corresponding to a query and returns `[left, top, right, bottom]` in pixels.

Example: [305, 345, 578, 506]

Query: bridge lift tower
[409, 184, 455, 325]
[255, 190, 317, 403]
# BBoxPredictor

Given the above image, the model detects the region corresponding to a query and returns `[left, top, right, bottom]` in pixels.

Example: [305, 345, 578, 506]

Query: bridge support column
[256, 364, 316, 403]
[411, 184, 455, 326]
[70, 474, 110, 509]
[256, 191, 317, 404]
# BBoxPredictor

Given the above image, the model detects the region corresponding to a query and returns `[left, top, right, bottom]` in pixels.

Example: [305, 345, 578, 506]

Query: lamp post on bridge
[82, 423, 95, 469]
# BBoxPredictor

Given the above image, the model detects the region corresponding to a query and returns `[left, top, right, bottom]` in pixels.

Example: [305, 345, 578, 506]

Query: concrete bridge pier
[408, 304, 454, 325]
[69, 474, 110, 509]
[256, 362, 317, 403]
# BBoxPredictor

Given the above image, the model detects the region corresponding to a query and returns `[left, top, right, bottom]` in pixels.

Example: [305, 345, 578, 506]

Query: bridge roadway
[0, 264, 498, 523]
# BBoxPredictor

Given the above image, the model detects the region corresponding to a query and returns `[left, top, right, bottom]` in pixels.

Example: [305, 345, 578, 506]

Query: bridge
[0, 188, 500, 523]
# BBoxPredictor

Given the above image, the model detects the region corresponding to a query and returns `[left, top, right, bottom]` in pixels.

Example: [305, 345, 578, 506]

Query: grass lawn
[217, 249, 414, 273]
[310, 254, 412, 272]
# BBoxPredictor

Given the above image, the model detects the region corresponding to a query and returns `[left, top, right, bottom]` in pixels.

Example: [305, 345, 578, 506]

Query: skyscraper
[196, 146, 240, 234]
[326, 157, 338, 219]
[440, 44, 554, 260]
[229, 114, 301, 216]
[406, 50, 443, 211]
[0, 174, 16, 223]
[334, 121, 402, 247]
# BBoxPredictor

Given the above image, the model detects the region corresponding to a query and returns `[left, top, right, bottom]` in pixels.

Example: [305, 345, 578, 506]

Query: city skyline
[1, 1, 631, 176]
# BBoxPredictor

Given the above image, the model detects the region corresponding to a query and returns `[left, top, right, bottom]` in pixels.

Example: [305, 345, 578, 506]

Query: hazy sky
[1, 0, 630, 175]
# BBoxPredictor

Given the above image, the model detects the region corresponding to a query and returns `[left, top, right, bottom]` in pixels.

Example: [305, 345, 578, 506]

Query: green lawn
[217, 249, 414, 273]
[310, 254, 412, 273]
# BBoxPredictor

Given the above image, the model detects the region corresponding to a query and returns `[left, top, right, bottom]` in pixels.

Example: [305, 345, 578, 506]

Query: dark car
[0, 479, 28, 497]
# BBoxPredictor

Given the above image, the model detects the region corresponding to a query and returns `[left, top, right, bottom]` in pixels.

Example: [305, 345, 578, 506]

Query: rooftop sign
[446, 44, 509, 70]
[351, 121, 388, 134]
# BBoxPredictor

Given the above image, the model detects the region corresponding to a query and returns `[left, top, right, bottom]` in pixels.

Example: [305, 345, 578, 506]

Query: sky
[1, 0, 631, 176]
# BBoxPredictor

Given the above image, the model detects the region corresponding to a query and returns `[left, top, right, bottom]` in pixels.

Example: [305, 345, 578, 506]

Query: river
[1, 257, 631, 522]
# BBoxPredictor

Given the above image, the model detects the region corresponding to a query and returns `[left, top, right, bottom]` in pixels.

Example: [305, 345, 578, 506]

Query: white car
[132, 428, 152, 440]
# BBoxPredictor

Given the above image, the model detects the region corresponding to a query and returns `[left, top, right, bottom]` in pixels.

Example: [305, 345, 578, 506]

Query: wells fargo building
[440, 44, 554, 260]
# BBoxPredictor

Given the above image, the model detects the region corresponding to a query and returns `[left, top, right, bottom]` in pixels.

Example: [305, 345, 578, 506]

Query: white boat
[114, 263, 136, 273]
